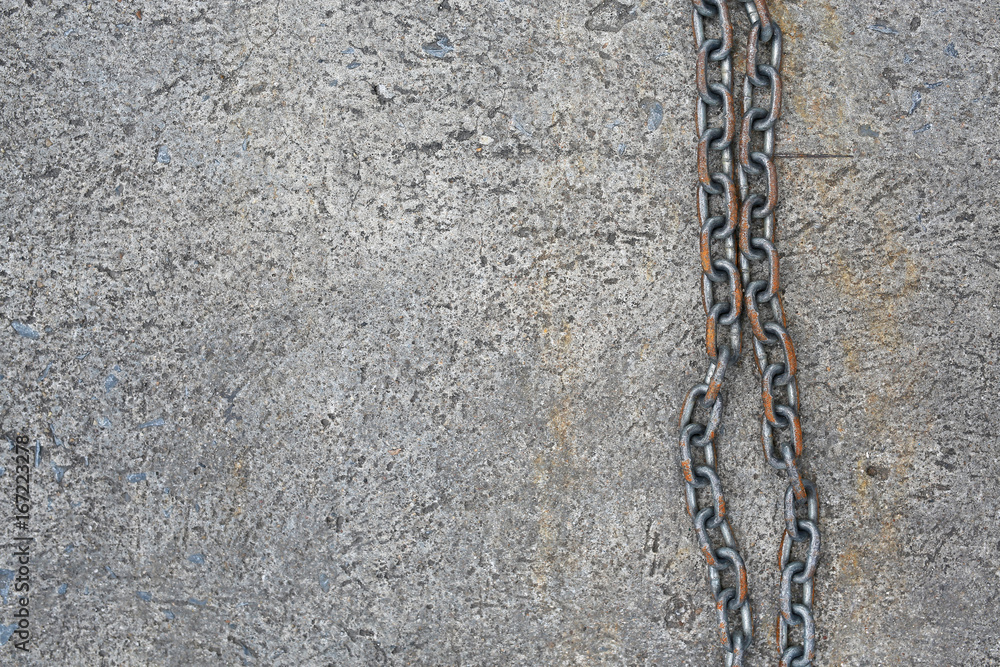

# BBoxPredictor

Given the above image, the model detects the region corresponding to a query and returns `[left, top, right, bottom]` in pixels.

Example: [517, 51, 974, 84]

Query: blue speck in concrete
[0, 623, 18, 646]
[341, 47, 355, 54]
[858, 124, 880, 138]
[868, 24, 898, 35]
[106, 566, 117, 579]
[164, 610, 175, 620]
[12, 321, 40, 339]
[945, 43, 958, 57]
[97, 416, 112, 429]
[65, 545, 75, 553]
[39, 362, 52, 380]
[640, 98, 664, 132]
[138, 417, 165, 429]
[512, 115, 533, 138]
[319, 573, 331, 593]
[648, 106, 664, 131]
[0, 570, 13, 603]
[0, 466, 5, 477]
[126, 473, 147, 483]
[52, 463, 68, 483]
[104, 374, 119, 392]
[188, 598, 207, 606]
[58, 583, 68, 595]
[422, 35, 454, 58]
[137, 591, 153, 602]
[157, 145, 171, 163]
[76, 350, 90, 360]
[347, 61, 361, 69]
[188, 553, 206, 565]
[909, 91, 922, 115]
[914, 123, 932, 134]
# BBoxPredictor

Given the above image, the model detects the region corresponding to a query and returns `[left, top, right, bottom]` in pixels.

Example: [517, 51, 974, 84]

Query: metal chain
[737, 8, 821, 666]
[677, 1, 821, 665]
[680, 1, 752, 664]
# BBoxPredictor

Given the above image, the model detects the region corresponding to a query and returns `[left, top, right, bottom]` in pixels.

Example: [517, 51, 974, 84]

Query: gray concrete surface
[1, 0, 999, 665]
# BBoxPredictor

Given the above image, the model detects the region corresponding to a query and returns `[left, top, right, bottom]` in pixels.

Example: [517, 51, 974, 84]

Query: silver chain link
[677, 1, 821, 665]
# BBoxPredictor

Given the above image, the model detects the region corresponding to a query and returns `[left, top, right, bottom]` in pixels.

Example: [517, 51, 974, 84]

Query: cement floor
[1, 1, 998, 665]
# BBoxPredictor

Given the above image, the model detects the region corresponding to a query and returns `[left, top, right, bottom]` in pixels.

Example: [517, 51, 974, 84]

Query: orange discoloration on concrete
[530, 321, 581, 593]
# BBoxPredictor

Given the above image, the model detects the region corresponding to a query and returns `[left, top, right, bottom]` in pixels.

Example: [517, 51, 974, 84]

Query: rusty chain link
[676, 1, 821, 665]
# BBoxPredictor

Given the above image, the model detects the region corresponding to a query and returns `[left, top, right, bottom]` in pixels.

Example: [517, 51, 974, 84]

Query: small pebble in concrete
[422, 35, 454, 58]
[585, 0, 637, 33]
[639, 98, 664, 132]
[12, 321, 40, 339]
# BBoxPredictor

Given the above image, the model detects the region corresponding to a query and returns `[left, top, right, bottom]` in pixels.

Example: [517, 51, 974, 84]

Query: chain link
[677, 1, 821, 665]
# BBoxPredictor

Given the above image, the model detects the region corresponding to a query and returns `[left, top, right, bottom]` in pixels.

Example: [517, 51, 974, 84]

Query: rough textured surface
[1, 0, 998, 665]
